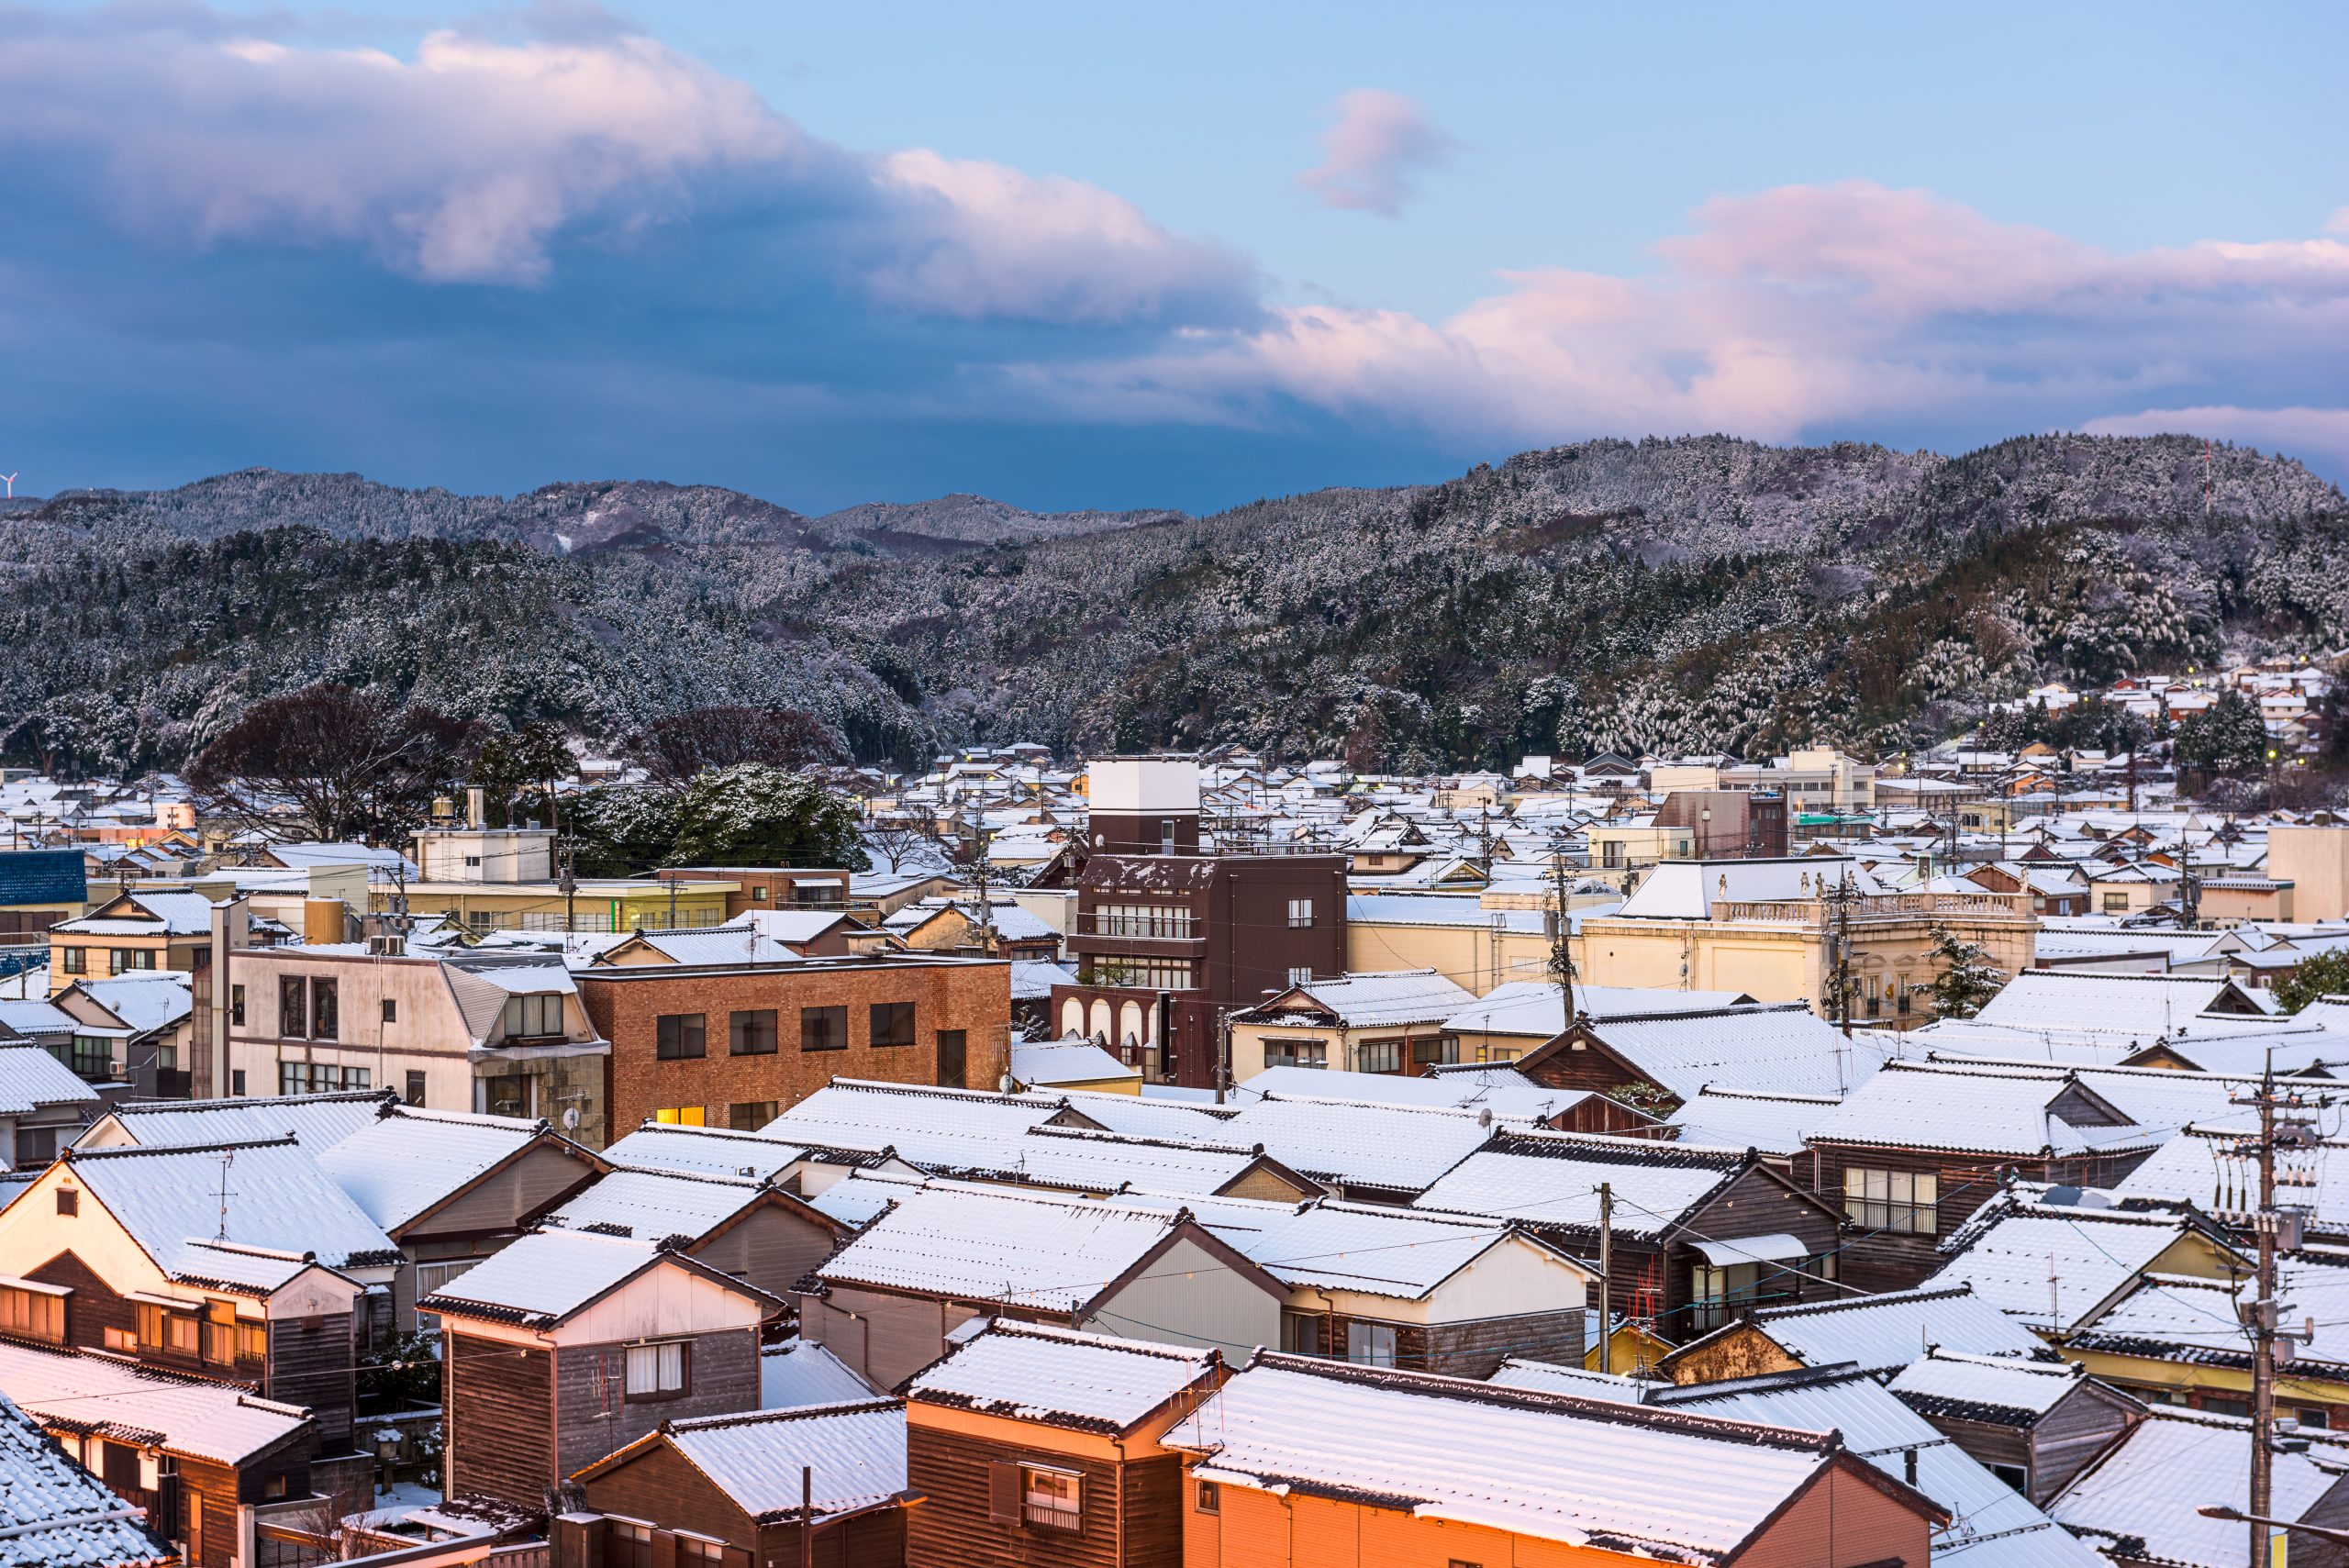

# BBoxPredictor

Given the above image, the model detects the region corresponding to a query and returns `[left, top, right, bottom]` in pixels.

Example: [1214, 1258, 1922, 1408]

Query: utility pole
[1823, 872, 1859, 1039]
[559, 847, 577, 939]
[1546, 840, 1577, 1024]
[2226, 1056, 2328, 1568]
[1598, 1182, 1614, 1374]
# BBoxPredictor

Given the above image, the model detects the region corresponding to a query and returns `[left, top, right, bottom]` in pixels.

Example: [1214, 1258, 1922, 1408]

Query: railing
[1074, 913, 1203, 940]
[1711, 892, 2031, 925]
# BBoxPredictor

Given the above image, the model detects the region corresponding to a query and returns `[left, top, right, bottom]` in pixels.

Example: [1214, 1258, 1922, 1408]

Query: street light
[2197, 1504, 2349, 1547]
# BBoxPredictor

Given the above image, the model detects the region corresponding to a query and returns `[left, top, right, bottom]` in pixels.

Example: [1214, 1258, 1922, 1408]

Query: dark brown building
[656, 865, 856, 919]
[1887, 1350, 2143, 1505]
[575, 951, 1012, 1133]
[1056, 758, 1346, 1089]
[1654, 789, 1787, 858]
[558, 1400, 908, 1568]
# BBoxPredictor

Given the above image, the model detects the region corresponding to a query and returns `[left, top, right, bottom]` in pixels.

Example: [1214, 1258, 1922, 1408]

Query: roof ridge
[668, 1397, 904, 1434]
[106, 1090, 393, 1116]
[974, 1319, 1219, 1360]
[1750, 1284, 1975, 1321]
[68, 1134, 299, 1160]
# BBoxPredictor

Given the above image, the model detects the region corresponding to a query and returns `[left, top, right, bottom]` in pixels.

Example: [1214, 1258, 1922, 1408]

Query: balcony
[1710, 892, 2032, 927]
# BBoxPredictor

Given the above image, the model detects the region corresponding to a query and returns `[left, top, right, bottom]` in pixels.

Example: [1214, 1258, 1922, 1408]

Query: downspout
[1112, 1433, 1128, 1568]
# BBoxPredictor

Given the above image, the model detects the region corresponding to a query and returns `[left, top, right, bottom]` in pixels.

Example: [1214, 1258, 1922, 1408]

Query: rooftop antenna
[214, 1150, 238, 1240]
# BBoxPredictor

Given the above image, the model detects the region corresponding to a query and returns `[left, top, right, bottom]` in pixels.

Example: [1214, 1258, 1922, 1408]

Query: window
[110, 948, 157, 975]
[229, 984, 245, 1027]
[656, 1013, 707, 1060]
[2297, 1407, 2331, 1430]
[1264, 1039, 1327, 1070]
[624, 1340, 689, 1399]
[0, 1283, 63, 1343]
[1196, 1480, 1220, 1514]
[239, 1320, 268, 1360]
[60, 947, 86, 975]
[463, 855, 481, 868]
[230, 1070, 246, 1096]
[202, 1301, 237, 1366]
[2103, 892, 2131, 913]
[1842, 1168, 1939, 1234]
[404, 1070, 426, 1106]
[1286, 966, 1312, 987]
[58, 1036, 112, 1080]
[870, 1002, 916, 1048]
[1356, 1040, 1403, 1073]
[103, 1326, 135, 1353]
[479, 1074, 528, 1115]
[380, 998, 397, 1025]
[311, 978, 339, 1040]
[2201, 1395, 2251, 1418]
[1690, 1262, 1765, 1334]
[674, 1540, 725, 1566]
[54, 1187, 76, 1218]
[729, 1009, 778, 1055]
[279, 977, 308, 1039]
[800, 1006, 847, 1052]
[1987, 1462, 2030, 1493]
[1024, 1465, 1083, 1532]
[653, 1106, 707, 1126]
[1287, 898, 1315, 929]
[136, 1302, 200, 1356]
[15, 1127, 57, 1166]
[937, 1029, 968, 1090]
[729, 1102, 777, 1131]
[1346, 1321, 1397, 1367]
[1094, 904, 1193, 939]
[608, 1521, 652, 1568]
[500, 993, 563, 1039]
[1280, 1311, 1323, 1355]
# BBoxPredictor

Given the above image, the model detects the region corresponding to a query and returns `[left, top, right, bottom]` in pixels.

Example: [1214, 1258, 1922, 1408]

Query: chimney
[465, 786, 486, 829]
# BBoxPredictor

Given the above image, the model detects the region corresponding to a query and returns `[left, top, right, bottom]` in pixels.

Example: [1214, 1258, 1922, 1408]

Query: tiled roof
[662, 1401, 907, 1524]
[0, 1394, 171, 1567]
[315, 1106, 557, 1232]
[65, 1137, 400, 1279]
[907, 1321, 1218, 1432]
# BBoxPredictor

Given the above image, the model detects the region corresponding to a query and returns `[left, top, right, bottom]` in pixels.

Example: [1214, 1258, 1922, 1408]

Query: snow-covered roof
[1576, 1005, 1884, 1101]
[1008, 1040, 1141, 1089]
[0, 1393, 171, 1568]
[764, 1080, 1077, 1169]
[2047, 1408, 2349, 1567]
[601, 1122, 806, 1182]
[760, 1338, 879, 1410]
[65, 1137, 400, 1280]
[1616, 857, 1887, 919]
[1664, 1089, 1841, 1157]
[1687, 1284, 2046, 1378]
[1166, 1357, 1863, 1561]
[1441, 981, 1756, 1040]
[1412, 1130, 1753, 1240]
[81, 1090, 392, 1151]
[1218, 1095, 1499, 1195]
[543, 1166, 773, 1243]
[907, 1320, 1218, 1432]
[314, 1106, 561, 1232]
[1343, 895, 1546, 933]
[1970, 970, 2274, 1038]
[1887, 1350, 2094, 1423]
[63, 974, 192, 1037]
[813, 1182, 1204, 1312]
[1009, 959, 1076, 1000]
[0, 1338, 312, 1466]
[1247, 970, 1476, 1029]
[0, 1048, 98, 1117]
[1237, 1200, 1590, 1299]
[420, 1227, 760, 1327]
[1805, 1063, 2156, 1159]
[0, 1001, 76, 1041]
[53, 890, 217, 937]
[1927, 1193, 2231, 1332]
[1232, 1065, 1603, 1124]
[723, 908, 862, 944]
[601, 928, 802, 967]
[660, 1402, 907, 1524]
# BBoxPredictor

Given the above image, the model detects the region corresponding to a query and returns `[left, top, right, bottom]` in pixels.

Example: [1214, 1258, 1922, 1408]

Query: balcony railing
[1711, 892, 2032, 925]
[1075, 913, 1203, 940]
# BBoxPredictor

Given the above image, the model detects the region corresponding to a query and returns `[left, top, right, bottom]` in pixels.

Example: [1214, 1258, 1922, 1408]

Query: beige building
[2272, 825, 2349, 922]
[1579, 858, 2034, 1027]
[1721, 747, 1876, 812]
[1343, 896, 1554, 996]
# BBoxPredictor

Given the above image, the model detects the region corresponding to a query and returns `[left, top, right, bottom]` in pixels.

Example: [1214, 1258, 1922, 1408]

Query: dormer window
[502, 993, 564, 1039]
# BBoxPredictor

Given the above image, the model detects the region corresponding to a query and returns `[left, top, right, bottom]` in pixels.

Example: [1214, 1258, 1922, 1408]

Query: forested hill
[3, 434, 2344, 776]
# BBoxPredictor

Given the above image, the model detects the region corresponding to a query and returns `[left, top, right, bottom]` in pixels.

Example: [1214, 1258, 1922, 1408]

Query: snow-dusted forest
[2, 433, 2342, 775]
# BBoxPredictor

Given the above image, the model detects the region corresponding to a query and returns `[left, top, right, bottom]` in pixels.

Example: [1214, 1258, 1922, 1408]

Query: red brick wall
[579, 962, 1011, 1133]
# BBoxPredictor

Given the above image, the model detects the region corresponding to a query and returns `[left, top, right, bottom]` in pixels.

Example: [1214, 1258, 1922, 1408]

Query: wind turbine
[0, 474, 16, 499]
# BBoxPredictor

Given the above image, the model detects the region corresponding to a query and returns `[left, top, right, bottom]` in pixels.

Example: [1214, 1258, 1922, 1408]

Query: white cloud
[2085, 406, 2349, 476]
[1297, 89, 1454, 217]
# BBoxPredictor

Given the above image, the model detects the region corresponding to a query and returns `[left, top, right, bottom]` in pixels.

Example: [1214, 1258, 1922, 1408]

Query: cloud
[2085, 406, 2349, 477]
[1036, 182, 2349, 468]
[1297, 89, 1454, 217]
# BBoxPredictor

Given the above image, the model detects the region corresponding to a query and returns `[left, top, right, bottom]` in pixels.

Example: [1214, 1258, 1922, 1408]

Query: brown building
[1887, 1350, 2143, 1505]
[558, 1399, 908, 1568]
[657, 865, 857, 920]
[422, 1227, 781, 1512]
[576, 951, 1012, 1133]
[904, 1321, 1223, 1568]
[1056, 757, 1346, 1088]
[1654, 789, 1788, 859]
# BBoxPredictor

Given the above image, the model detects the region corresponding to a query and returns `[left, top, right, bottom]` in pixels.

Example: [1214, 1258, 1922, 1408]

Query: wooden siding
[177, 1454, 243, 1568]
[581, 1440, 756, 1549]
[554, 1329, 761, 1477]
[802, 1284, 987, 1391]
[29, 1248, 130, 1351]
[416, 1141, 597, 1241]
[691, 1203, 838, 1305]
[760, 1510, 905, 1568]
[2030, 1385, 2139, 1503]
[447, 1331, 555, 1510]
[908, 1424, 1151, 1568]
[269, 1311, 356, 1449]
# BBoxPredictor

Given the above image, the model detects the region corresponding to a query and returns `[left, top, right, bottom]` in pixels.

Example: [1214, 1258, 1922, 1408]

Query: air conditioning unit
[367, 934, 406, 957]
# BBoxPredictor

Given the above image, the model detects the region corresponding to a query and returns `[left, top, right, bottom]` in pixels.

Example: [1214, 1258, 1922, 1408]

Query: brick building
[574, 951, 1012, 1134]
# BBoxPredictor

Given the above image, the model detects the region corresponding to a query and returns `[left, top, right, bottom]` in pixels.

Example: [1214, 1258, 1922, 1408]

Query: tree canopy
[2275, 951, 2349, 1016]
[186, 683, 475, 843]
[563, 764, 868, 877]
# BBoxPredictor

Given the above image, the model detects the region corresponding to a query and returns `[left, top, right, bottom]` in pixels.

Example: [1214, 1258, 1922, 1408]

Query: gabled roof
[602, 1121, 807, 1181]
[2047, 1408, 2349, 1568]
[0, 1048, 98, 1116]
[1527, 1005, 1883, 1102]
[0, 1393, 172, 1568]
[1165, 1354, 1944, 1561]
[1237, 1200, 1595, 1300]
[1887, 1349, 2105, 1427]
[1927, 1188, 2243, 1333]
[51, 889, 217, 937]
[542, 1165, 836, 1248]
[764, 1078, 1100, 1169]
[1804, 1062, 2156, 1159]
[61, 1136, 400, 1281]
[1970, 970, 2275, 1038]
[419, 1227, 778, 1329]
[578, 1400, 907, 1526]
[77, 1089, 395, 1151]
[1662, 1284, 2046, 1378]
[1234, 970, 1476, 1029]
[56, 975, 192, 1040]
[1615, 857, 1887, 920]
[1412, 1129, 1787, 1241]
[314, 1105, 593, 1234]
[1440, 982, 1757, 1040]
[1216, 1094, 1500, 1196]
[907, 1321, 1220, 1434]
[760, 1338, 880, 1410]
[0, 1337, 313, 1467]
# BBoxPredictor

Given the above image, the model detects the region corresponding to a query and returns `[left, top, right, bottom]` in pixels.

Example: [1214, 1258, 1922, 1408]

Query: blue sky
[5, 0, 2345, 513]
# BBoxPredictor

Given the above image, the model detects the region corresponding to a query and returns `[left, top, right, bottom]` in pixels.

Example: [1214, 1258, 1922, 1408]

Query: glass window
[228, 984, 245, 1027]
[381, 998, 397, 1025]
[62, 1037, 113, 1080]
[1264, 1039, 1326, 1070]
[1196, 1480, 1219, 1514]
[937, 1029, 968, 1090]
[500, 993, 562, 1039]
[311, 978, 339, 1041]
[800, 1006, 847, 1051]
[1346, 1322, 1397, 1367]
[729, 1009, 778, 1055]
[653, 1106, 707, 1126]
[1356, 1040, 1402, 1073]
[609, 1521, 652, 1568]
[675, 1541, 725, 1566]
[624, 1340, 688, 1398]
[1286, 966, 1312, 987]
[729, 1102, 777, 1130]
[279, 977, 307, 1039]
[1022, 1466, 1082, 1532]
[870, 1002, 916, 1048]
[405, 1071, 426, 1106]
[0, 1284, 63, 1343]
[1287, 898, 1315, 929]
[1095, 904, 1193, 939]
[1842, 1168, 1939, 1234]
[60, 947, 86, 975]
[656, 1013, 707, 1060]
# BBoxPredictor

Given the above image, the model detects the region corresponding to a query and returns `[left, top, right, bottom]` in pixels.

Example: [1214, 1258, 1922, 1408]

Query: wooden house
[557, 1399, 908, 1568]
[797, 1179, 1285, 1390]
[421, 1227, 782, 1511]
[0, 1393, 173, 1568]
[1801, 1063, 2164, 1292]
[1164, 1352, 1950, 1567]
[1659, 1283, 2049, 1385]
[1511, 1003, 1866, 1116]
[903, 1321, 1222, 1568]
[537, 1162, 848, 1309]
[1412, 1128, 1846, 1347]
[1887, 1350, 2143, 1505]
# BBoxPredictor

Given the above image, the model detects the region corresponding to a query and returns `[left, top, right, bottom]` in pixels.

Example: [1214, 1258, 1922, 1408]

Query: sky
[4, 0, 2346, 514]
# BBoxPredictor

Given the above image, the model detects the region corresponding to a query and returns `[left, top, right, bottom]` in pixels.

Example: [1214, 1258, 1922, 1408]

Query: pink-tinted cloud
[1033, 182, 2349, 462]
[1297, 89, 1454, 217]
[2085, 406, 2349, 476]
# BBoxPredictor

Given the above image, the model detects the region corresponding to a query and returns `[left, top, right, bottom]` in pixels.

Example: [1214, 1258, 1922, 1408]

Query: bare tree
[186, 684, 476, 843]
[864, 817, 933, 873]
[627, 706, 848, 784]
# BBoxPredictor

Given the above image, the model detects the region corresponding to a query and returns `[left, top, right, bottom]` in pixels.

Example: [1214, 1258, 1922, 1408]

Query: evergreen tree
[668, 764, 870, 870]
[1925, 924, 2007, 1019]
[2275, 951, 2349, 1015]
[2174, 689, 2270, 778]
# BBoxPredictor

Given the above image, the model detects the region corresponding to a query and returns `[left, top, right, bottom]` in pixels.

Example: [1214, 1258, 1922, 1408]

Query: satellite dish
[562, 1106, 580, 1130]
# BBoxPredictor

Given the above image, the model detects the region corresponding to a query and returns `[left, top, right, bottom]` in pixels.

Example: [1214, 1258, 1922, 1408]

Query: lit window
[1023, 1466, 1082, 1532]
[653, 1106, 706, 1126]
[0, 1284, 64, 1344]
